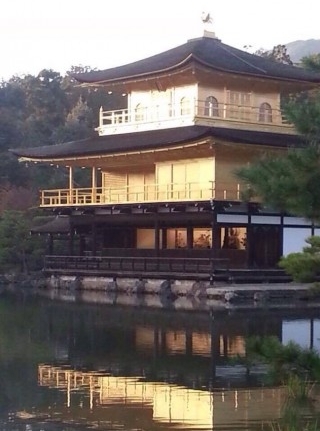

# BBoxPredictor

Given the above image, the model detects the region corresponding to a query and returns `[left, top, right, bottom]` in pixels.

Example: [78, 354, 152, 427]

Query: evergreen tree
[255, 44, 293, 65]
[237, 144, 320, 221]
[236, 54, 320, 281]
[301, 53, 320, 73]
[237, 66, 320, 221]
[0, 210, 45, 273]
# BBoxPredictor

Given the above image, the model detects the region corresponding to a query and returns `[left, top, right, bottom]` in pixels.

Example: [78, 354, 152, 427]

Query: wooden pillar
[79, 235, 86, 256]
[160, 329, 167, 355]
[247, 204, 254, 268]
[212, 208, 219, 257]
[68, 166, 73, 204]
[69, 227, 74, 256]
[48, 234, 53, 255]
[153, 328, 160, 357]
[154, 218, 160, 255]
[185, 330, 193, 355]
[92, 166, 97, 203]
[162, 227, 167, 249]
[187, 225, 193, 249]
[92, 221, 97, 256]
[210, 314, 217, 380]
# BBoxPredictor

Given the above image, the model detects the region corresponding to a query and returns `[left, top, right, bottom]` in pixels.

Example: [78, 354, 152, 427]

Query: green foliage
[286, 374, 315, 401]
[279, 252, 318, 283]
[237, 336, 320, 431]
[0, 65, 119, 192]
[236, 145, 320, 220]
[255, 44, 293, 65]
[270, 395, 320, 431]
[245, 336, 320, 384]
[279, 236, 320, 282]
[236, 52, 320, 224]
[283, 93, 320, 140]
[270, 416, 320, 431]
[52, 97, 95, 143]
[0, 210, 46, 272]
[301, 54, 320, 73]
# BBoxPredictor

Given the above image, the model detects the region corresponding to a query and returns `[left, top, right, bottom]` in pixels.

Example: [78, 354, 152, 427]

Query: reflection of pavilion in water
[38, 364, 290, 429]
[136, 317, 320, 359]
[32, 304, 320, 430]
[37, 317, 320, 429]
[49, 306, 320, 387]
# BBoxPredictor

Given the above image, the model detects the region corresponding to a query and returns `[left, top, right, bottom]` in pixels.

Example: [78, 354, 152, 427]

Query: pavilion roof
[72, 36, 320, 85]
[10, 126, 305, 161]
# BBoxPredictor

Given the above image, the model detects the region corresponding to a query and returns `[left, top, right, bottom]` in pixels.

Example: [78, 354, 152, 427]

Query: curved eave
[10, 126, 306, 164]
[77, 55, 195, 87]
[15, 141, 211, 164]
[191, 55, 320, 85]
[73, 37, 320, 87]
[77, 54, 320, 88]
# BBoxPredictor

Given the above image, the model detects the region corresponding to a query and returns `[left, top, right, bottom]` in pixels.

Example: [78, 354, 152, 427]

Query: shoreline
[11, 272, 320, 311]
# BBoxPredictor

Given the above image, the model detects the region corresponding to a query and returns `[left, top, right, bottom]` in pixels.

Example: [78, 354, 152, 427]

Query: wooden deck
[44, 255, 229, 281]
[43, 255, 291, 283]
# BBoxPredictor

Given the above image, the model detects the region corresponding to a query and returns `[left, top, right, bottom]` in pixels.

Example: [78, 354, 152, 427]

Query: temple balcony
[95, 99, 295, 136]
[39, 181, 244, 208]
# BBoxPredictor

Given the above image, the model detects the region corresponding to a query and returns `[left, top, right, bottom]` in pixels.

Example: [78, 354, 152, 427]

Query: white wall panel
[217, 214, 248, 223]
[283, 217, 311, 226]
[251, 215, 281, 225]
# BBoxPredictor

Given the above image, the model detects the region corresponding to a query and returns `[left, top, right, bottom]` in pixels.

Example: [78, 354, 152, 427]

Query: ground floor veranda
[33, 200, 316, 280]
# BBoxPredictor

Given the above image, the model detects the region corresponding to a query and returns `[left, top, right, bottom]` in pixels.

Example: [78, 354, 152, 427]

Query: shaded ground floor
[33, 201, 318, 275]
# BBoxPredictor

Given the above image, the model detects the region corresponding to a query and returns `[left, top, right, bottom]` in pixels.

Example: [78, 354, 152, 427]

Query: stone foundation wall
[47, 274, 207, 297]
[44, 274, 315, 309]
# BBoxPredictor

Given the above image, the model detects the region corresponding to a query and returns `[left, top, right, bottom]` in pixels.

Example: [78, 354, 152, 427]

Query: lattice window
[204, 96, 219, 117]
[180, 97, 191, 116]
[258, 102, 273, 123]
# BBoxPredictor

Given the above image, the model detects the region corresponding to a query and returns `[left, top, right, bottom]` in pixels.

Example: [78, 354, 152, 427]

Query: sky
[1, 0, 319, 81]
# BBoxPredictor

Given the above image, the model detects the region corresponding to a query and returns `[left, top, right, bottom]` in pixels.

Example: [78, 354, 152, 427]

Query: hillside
[286, 39, 320, 63]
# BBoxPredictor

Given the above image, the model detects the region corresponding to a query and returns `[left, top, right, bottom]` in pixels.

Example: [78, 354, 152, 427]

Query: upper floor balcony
[39, 181, 245, 208]
[95, 98, 294, 136]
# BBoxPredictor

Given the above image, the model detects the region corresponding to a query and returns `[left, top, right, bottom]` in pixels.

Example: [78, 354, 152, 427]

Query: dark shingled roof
[31, 216, 70, 234]
[73, 36, 320, 85]
[10, 126, 305, 160]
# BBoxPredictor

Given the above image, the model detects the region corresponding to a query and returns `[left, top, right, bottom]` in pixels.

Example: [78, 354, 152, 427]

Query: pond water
[0, 286, 320, 431]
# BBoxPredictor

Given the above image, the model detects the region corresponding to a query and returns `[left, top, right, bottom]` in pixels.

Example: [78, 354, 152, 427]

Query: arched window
[258, 102, 272, 123]
[204, 96, 219, 117]
[135, 103, 145, 122]
[180, 97, 191, 116]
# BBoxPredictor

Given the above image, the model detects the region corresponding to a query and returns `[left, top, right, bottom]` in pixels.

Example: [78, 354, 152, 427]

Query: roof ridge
[218, 43, 268, 74]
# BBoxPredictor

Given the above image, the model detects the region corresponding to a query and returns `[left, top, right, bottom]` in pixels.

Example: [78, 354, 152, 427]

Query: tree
[282, 92, 320, 140]
[52, 97, 95, 143]
[301, 53, 320, 73]
[237, 144, 320, 221]
[0, 210, 45, 273]
[236, 54, 320, 281]
[255, 44, 293, 65]
[237, 56, 320, 220]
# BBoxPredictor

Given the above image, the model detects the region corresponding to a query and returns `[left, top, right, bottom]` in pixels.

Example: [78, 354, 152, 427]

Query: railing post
[92, 166, 96, 203]
[237, 183, 240, 200]
[210, 181, 215, 199]
[99, 106, 103, 127]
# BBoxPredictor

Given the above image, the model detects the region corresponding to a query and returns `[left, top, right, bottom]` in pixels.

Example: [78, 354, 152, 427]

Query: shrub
[279, 236, 320, 282]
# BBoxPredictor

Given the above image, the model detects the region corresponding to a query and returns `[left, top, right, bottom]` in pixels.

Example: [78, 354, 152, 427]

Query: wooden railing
[44, 255, 229, 277]
[96, 99, 292, 135]
[40, 181, 243, 207]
